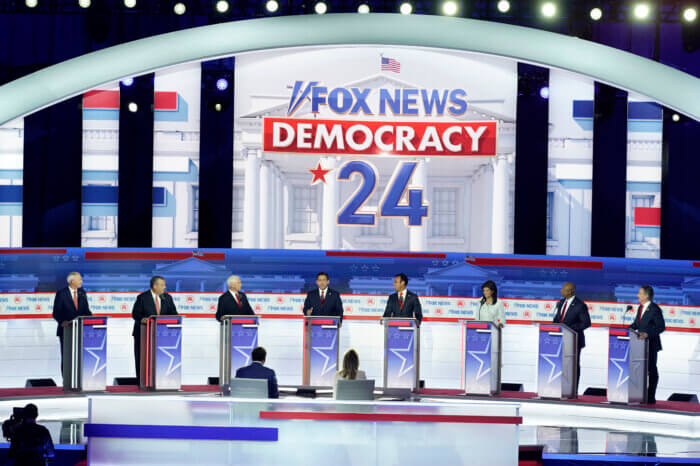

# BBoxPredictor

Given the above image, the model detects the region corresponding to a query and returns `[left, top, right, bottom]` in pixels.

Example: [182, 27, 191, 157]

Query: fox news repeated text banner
[0, 292, 697, 331]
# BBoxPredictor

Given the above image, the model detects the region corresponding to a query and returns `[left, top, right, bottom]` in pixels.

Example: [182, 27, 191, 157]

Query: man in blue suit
[52, 272, 92, 375]
[303, 272, 344, 322]
[235, 347, 279, 398]
[552, 282, 591, 394]
[629, 285, 666, 404]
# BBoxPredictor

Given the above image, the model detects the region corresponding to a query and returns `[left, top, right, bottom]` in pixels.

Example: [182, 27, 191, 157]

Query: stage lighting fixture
[216, 78, 229, 91]
[539, 86, 550, 99]
[672, 113, 680, 122]
[358, 3, 370, 13]
[124, 0, 136, 8]
[683, 7, 697, 22]
[633, 3, 650, 20]
[442, 1, 458, 16]
[266, 0, 279, 12]
[497, 0, 510, 13]
[25, 0, 38, 8]
[314, 2, 327, 14]
[78, 0, 91, 7]
[173, 2, 186, 14]
[128, 102, 138, 113]
[541, 2, 556, 18]
[121, 78, 134, 87]
[216, 0, 229, 13]
[400, 2, 413, 14]
[590, 7, 602, 20]
[215, 103, 223, 112]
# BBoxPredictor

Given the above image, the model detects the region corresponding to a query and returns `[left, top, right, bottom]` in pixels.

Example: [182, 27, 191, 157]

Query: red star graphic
[309, 162, 332, 184]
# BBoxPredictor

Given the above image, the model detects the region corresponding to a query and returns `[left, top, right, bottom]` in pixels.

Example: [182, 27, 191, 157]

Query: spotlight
[539, 86, 550, 99]
[216, 78, 229, 91]
[78, 0, 91, 7]
[314, 2, 327, 14]
[633, 3, 650, 20]
[672, 113, 680, 122]
[215, 103, 223, 112]
[497, 0, 510, 13]
[541, 2, 556, 18]
[358, 3, 370, 13]
[215, 0, 229, 13]
[266, 0, 279, 12]
[173, 2, 186, 14]
[683, 7, 697, 22]
[121, 78, 134, 87]
[442, 1, 458, 16]
[590, 7, 602, 20]
[127, 102, 138, 113]
[124, 0, 136, 8]
[25, 0, 38, 8]
[400, 2, 412, 14]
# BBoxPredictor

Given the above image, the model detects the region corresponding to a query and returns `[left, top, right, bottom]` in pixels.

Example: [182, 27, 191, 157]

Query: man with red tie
[131, 276, 178, 383]
[216, 275, 255, 321]
[552, 282, 591, 394]
[382, 273, 423, 325]
[303, 272, 344, 321]
[629, 285, 666, 404]
[52, 272, 92, 376]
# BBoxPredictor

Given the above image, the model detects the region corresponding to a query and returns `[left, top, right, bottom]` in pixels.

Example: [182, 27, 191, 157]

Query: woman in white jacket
[477, 280, 505, 328]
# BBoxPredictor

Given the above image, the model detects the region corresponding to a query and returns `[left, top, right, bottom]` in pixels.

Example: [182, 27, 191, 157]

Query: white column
[490, 154, 509, 253]
[259, 161, 272, 249]
[409, 159, 427, 252]
[275, 168, 284, 248]
[321, 157, 339, 250]
[243, 148, 260, 248]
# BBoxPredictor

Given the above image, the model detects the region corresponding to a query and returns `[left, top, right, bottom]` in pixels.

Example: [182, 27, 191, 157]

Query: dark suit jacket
[303, 288, 344, 320]
[235, 362, 279, 398]
[216, 291, 255, 321]
[630, 302, 665, 352]
[383, 290, 423, 324]
[553, 296, 591, 348]
[131, 291, 178, 337]
[52, 287, 92, 337]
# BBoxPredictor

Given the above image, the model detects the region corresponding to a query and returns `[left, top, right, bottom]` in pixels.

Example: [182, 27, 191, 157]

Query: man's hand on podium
[61, 321, 71, 327]
[638, 332, 648, 339]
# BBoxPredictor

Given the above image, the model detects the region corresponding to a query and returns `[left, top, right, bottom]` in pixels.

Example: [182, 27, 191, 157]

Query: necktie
[234, 293, 241, 307]
[559, 300, 568, 322]
[72, 290, 78, 310]
[637, 305, 643, 323]
[321, 290, 325, 305]
[155, 295, 161, 315]
[399, 293, 404, 310]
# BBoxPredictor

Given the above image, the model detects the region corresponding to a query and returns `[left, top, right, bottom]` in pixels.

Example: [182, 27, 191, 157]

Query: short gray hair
[226, 275, 241, 287]
[66, 272, 81, 285]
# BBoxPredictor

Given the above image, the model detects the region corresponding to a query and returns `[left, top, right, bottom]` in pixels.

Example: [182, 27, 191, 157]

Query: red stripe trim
[467, 257, 603, 269]
[634, 207, 661, 227]
[156, 318, 180, 324]
[467, 323, 489, 329]
[310, 319, 335, 325]
[539, 325, 562, 332]
[82, 319, 106, 325]
[259, 412, 522, 424]
[83, 90, 119, 109]
[325, 251, 446, 259]
[230, 318, 257, 324]
[0, 248, 67, 255]
[154, 91, 178, 111]
[84, 251, 225, 261]
[609, 329, 628, 336]
[387, 321, 412, 327]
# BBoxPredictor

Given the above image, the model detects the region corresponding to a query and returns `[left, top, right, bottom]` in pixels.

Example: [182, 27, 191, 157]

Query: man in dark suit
[629, 285, 666, 404]
[52, 272, 92, 375]
[131, 276, 178, 383]
[303, 272, 344, 322]
[216, 275, 254, 321]
[235, 346, 279, 398]
[382, 273, 423, 325]
[552, 282, 591, 394]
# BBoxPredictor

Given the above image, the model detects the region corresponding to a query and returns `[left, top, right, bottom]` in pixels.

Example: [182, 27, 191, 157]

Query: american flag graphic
[381, 56, 401, 73]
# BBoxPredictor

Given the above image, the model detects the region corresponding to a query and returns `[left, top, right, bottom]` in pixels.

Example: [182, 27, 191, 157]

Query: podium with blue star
[464, 321, 501, 395]
[303, 316, 340, 386]
[536, 323, 577, 399]
[62, 316, 109, 392]
[140, 316, 183, 391]
[383, 318, 420, 391]
[219, 315, 260, 388]
[607, 327, 648, 404]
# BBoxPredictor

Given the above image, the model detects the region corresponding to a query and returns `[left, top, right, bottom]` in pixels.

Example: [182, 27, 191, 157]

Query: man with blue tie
[235, 346, 279, 398]
[552, 282, 591, 394]
[303, 272, 344, 322]
[629, 285, 666, 404]
[52, 272, 92, 376]
[382, 273, 423, 325]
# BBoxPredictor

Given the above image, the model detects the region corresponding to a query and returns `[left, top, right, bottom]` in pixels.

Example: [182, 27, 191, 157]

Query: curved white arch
[0, 14, 698, 125]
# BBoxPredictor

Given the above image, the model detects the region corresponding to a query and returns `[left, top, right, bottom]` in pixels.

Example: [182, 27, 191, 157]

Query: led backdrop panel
[0, 117, 23, 247]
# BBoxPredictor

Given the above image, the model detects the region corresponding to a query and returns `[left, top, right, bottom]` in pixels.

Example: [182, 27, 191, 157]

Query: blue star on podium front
[158, 333, 182, 376]
[610, 345, 630, 388]
[311, 333, 338, 376]
[84, 332, 107, 377]
[467, 337, 491, 381]
[389, 333, 415, 378]
[233, 333, 258, 366]
[540, 341, 563, 383]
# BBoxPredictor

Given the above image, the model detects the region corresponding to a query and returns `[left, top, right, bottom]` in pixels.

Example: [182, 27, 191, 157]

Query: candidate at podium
[303, 272, 344, 321]
[552, 282, 591, 392]
[383, 273, 423, 324]
[216, 275, 254, 321]
[131, 275, 178, 383]
[477, 280, 505, 327]
[629, 285, 666, 404]
[52, 272, 92, 373]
